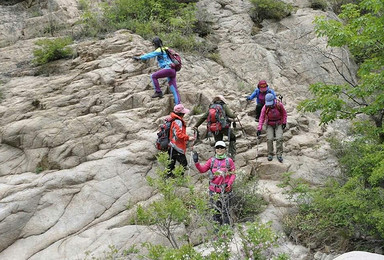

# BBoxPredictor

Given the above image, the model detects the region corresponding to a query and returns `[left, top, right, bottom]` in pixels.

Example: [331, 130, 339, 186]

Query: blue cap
[265, 93, 275, 106]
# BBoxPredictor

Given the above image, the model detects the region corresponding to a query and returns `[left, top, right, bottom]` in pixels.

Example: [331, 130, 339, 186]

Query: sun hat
[173, 103, 190, 114]
[212, 95, 227, 104]
[215, 141, 226, 148]
[265, 93, 275, 106]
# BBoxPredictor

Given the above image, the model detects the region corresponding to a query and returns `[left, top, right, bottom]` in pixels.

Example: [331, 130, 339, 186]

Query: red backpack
[207, 103, 229, 133]
[166, 48, 182, 72]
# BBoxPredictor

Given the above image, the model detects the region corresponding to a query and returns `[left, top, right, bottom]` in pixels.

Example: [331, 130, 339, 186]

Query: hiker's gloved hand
[282, 123, 286, 130]
[193, 152, 199, 163]
[246, 96, 250, 101]
[132, 56, 141, 61]
[225, 184, 232, 192]
[257, 130, 261, 137]
[232, 121, 236, 128]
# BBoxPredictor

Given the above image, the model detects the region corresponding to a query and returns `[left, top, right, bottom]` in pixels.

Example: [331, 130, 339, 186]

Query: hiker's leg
[151, 68, 173, 93]
[227, 128, 236, 160]
[223, 195, 231, 225]
[167, 70, 180, 104]
[255, 104, 263, 120]
[214, 132, 224, 143]
[215, 200, 224, 225]
[167, 149, 176, 177]
[176, 153, 188, 176]
[266, 125, 274, 156]
[275, 125, 284, 157]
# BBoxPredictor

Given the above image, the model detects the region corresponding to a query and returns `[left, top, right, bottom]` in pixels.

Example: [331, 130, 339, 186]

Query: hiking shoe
[151, 92, 163, 98]
[255, 118, 259, 122]
[277, 156, 283, 163]
[267, 155, 273, 161]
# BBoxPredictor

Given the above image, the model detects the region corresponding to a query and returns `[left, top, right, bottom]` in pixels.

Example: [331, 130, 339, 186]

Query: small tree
[298, 0, 384, 143]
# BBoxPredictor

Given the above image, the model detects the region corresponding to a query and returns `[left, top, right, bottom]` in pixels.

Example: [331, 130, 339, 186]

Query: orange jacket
[169, 112, 190, 154]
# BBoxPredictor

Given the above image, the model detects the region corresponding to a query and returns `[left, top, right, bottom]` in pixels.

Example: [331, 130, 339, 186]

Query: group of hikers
[134, 37, 288, 225]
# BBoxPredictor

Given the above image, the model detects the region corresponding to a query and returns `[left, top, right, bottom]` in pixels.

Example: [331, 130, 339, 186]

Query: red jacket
[195, 157, 236, 193]
[169, 112, 190, 154]
[257, 101, 287, 131]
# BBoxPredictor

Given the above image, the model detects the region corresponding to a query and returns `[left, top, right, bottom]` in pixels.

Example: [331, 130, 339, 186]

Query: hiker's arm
[248, 89, 258, 100]
[195, 158, 212, 173]
[229, 158, 235, 172]
[224, 105, 236, 119]
[174, 121, 190, 141]
[257, 106, 267, 131]
[227, 174, 236, 187]
[194, 111, 208, 128]
[140, 49, 161, 60]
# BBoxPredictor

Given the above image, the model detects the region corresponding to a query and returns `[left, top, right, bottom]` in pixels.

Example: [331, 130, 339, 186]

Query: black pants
[168, 148, 187, 177]
[255, 104, 263, 120]
[210, 191, 232, 225]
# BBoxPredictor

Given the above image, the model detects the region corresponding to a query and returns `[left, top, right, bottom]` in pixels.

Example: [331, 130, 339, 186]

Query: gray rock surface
[0, 0, 362, 259]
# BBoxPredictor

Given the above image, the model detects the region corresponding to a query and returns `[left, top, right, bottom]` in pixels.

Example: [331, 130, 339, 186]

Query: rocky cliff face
[0, 0, 355, 259]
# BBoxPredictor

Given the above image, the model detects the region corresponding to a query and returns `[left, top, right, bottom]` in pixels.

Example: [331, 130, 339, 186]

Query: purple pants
[151, 68, 180, 104]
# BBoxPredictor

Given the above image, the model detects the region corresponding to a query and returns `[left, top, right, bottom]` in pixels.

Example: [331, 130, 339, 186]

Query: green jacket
[194, 101, 236, 128]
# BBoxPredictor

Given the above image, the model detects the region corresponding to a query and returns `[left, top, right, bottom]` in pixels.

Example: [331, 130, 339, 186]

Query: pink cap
[173, 104, 190, 114]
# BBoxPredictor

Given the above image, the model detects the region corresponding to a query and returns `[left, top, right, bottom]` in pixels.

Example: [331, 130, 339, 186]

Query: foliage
[238, 221, 282, 260]
[309, 0, 328, 11]
[282, 132, 384, 252]
[125, 152, 286, 259]
[231, 171, 267, 221]
[298, 0, 384, 143]
[78, 0, 214, 54]
[32, 37, 73, 65]
[249, 0, 293, 25]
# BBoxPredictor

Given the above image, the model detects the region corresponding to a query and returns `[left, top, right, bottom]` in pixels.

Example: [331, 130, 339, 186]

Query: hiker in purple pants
[133, 36, 180, 105]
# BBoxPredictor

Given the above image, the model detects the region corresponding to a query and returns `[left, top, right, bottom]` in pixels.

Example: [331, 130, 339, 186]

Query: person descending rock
[193, 141, 236, 225]
[257, 93, 287, 162]
[167, 104, 195, 177]
[246, 80, 276, 122]
[133, 36, 181, 104]
[193, 95, 237, 160]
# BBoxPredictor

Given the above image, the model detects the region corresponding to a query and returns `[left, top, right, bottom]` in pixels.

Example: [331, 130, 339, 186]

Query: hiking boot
[151, 91, 163, 98]
[277, 156, 283, 163]
[267, 155, 273, 161]
[255, 118, 259, 122]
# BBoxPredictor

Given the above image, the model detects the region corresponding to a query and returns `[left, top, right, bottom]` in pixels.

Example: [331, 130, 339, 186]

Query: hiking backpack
[166, 48, 182, 72]
[208, 157, 231, 180]
[207, 103, 229, 133]
[155, 117, 175, 151]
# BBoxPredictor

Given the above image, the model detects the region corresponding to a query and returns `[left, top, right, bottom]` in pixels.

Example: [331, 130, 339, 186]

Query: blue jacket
[247, 87, 276, 105]
[139, 47, 173, 69]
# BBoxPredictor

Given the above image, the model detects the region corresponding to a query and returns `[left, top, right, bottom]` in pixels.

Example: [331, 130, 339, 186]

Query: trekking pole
[188, 130, 198, 176]
[236, 115, 247, 138]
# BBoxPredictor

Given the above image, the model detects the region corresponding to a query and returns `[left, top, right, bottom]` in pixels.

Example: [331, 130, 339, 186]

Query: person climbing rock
[167, 104, 195, 177]
[133, 36, 181, 104]
[257, 93, 287, 162]
[193, 95, 237, 160]
[193, 141, 236, 225]
[246, 80, 276, 122]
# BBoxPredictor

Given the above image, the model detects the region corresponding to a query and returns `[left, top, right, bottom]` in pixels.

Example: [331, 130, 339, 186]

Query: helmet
[152, 36, 163, 48]
[265, 93, 275, 106]
[257, 80, 268, 88]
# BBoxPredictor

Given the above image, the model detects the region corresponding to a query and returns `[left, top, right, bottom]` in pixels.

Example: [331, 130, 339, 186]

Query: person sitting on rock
[193, 95, 237, 160]
[167, 103, 195, 177]
[193, 141, 236, 225]
[133, 36, 181, 104]
[257, 93, 287, 163]
[246, 80, 276, 122]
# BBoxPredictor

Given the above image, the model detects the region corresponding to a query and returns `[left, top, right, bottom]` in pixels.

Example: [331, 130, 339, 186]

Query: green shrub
[282, 132, 384, 252]
[249, 0, 293, 25]
[32, 37, 73, 65]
